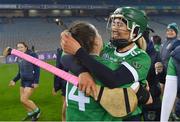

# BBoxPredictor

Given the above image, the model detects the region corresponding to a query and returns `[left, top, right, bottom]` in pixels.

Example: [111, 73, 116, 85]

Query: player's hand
[32, 83, 39, 88]
[52, 88, 57, 96]
[60, 30, 81, 55]
[9, 80, 16, 86]
[78, 72, 97, 100]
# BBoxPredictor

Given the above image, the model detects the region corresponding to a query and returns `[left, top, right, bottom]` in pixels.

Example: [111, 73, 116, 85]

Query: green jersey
[101, 43, 151, 117]
[66, 56, 122, 121]
[166, 57, 177, 82]
[66, 43, 151, 121]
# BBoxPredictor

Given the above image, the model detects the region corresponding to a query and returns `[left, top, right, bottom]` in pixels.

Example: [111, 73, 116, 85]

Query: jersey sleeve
[167, 57, 177, 76]
[166, 57, 177, 84]
[161, 57, 177, 121]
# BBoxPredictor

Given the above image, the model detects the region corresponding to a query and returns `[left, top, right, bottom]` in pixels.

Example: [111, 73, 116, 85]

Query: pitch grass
[0, 61, 63, 121]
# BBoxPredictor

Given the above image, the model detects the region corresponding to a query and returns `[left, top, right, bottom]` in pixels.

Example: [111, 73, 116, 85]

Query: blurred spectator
[151, 35, 162, 52]
[160, 22, 179, 69]
[143, 27, 155, 45]
[143, 33, 166, 121]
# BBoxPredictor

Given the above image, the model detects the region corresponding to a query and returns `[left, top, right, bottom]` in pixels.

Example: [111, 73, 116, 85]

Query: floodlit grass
[0, 61, 63, 121]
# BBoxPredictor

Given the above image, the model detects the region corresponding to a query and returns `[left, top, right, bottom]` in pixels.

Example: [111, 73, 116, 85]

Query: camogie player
[161, 41, 180, 121]
[61, 21, 122, 121]
[9, 42, 40, 121]
[61, 21, 151, 121]
[61, 7, 152, 121]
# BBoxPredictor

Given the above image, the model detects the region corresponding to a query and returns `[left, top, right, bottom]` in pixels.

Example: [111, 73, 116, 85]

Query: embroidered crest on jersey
[132, 61, 142, 69]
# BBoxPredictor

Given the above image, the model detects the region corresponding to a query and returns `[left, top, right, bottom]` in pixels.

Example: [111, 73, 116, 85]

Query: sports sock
[27, 111, 34, 116]
[34, 108, 40, 113]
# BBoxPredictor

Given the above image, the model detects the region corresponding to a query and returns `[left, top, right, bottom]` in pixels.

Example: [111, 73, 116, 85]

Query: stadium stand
[0, 0, 178, 6]
[0, 15, 180, 52]
[0, 18, 62, 51]
[0, 17, 109, 52]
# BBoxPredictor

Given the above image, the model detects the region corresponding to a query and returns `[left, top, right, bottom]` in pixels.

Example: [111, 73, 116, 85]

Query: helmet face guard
[107, 7, 148, 42]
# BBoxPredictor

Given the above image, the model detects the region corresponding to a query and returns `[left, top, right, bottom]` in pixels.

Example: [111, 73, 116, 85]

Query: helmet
[110, 7, 148, 41]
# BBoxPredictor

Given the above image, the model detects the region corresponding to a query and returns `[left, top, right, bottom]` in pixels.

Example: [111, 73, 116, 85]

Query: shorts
[21, 80, 34, 88]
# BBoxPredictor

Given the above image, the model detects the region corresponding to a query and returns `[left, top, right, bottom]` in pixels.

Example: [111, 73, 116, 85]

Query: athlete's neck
[117, 43, 135, 53]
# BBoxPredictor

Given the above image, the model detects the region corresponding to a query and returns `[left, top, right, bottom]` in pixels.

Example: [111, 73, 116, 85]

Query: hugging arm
[62, 50, 134, 89]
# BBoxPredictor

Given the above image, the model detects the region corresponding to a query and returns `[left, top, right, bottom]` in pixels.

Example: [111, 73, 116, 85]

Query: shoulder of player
[130, 49, 151, 64]
[130, 48, 148, 57]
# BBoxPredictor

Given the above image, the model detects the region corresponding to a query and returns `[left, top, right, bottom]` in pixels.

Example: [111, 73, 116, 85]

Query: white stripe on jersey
[121, 62, 139, 82]
[66, 82, 69, 106]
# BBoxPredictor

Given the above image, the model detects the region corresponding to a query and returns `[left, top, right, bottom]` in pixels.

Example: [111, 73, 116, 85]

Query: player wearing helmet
[107, 7, 148, 48]
[61, 7, 151, 121]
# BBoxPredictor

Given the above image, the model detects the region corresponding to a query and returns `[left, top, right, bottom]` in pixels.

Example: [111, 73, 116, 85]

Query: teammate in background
[52, 48, 67, 121]
[61, 7, 152, 121]
[160, 22, 180, 120]
[9, 42, 40, 121]
[161, 42, 180, 121]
